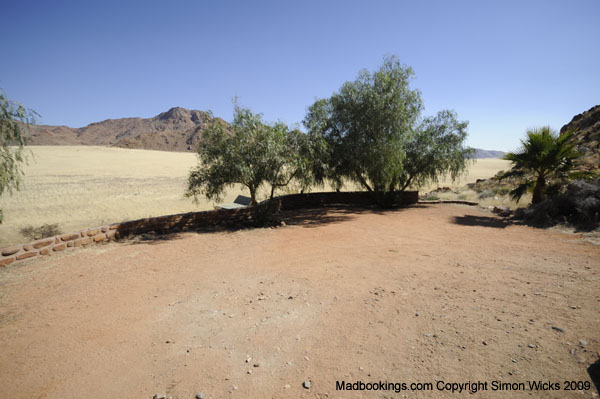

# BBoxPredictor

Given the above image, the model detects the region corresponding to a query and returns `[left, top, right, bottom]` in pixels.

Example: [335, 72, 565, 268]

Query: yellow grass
[0, 146, 511, 246]
[418, 158, 511, 192]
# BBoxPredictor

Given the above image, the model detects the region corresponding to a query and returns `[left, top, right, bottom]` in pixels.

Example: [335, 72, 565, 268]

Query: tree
[398, 110, 473, 190]
[303, 56, 471, 206]
[186, 104, 318, 208]
[501, 126, 581, 205]
[1, 91, 36, 223]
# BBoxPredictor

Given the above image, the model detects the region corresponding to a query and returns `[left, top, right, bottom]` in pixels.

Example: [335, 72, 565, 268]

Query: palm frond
[509, 180, 535, 203]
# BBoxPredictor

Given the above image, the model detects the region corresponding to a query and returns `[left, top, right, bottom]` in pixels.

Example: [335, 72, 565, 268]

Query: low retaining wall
[277, 191, 418, 210]
[0, 190, 418, 267]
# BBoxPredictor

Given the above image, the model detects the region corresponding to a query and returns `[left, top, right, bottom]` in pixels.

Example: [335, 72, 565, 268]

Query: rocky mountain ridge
[26, 107, 508, 157]
[25, 107, 223, 152]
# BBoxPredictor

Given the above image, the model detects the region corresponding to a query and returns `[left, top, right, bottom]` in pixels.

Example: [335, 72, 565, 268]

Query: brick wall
[0, 191, 418, 267]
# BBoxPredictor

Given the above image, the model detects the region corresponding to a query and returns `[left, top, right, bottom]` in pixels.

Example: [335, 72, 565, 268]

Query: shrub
[477, 189, 495, 199]
[19, 223, 62, 241]
[515, 179, 600, 230]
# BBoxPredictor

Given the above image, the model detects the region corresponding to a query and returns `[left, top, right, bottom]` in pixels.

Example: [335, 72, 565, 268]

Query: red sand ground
[0, 204, 598, 398]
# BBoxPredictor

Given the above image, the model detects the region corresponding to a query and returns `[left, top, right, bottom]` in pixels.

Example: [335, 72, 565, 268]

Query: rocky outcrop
[560, 105, 600, 172]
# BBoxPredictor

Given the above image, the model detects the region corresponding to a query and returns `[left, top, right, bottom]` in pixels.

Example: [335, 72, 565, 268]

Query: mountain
[25, 107, 225, 152]
[560, 105, 600, 172]
[24, 109, 514, 159]
[472, 148, 506, 159]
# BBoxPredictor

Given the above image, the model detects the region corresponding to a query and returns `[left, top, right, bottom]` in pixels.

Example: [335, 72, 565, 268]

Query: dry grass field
[0, 146, 511, 247]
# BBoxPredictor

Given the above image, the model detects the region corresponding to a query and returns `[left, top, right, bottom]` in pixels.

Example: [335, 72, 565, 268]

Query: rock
[247, 369, 252, 374]
[0, 256, 15, 266]
[528, 344, 536, 348]
[552, 326, 565, 333]
[86, 229, 100, 236]
[195, 393, 205, 399]
[39, 248, 50, 255]
[482, 341, 487, 345]
[303, 380, 311, 389]
[1, 246, 20, 256]
[493, 206, 511, 216]
[60, 233, 80, 241]
[284, 384, 291, 389]
[153, 394, 166, 399]
[52, 244, 66, 252]
[253, 363, 260, 367]
[16, 251, 37, 260]
[579, 340, 588, 347]
[32, 239, 54, 249]
[93, 233, 106, 242]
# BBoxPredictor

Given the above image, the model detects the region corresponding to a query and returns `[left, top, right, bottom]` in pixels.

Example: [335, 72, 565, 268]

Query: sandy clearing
[0, 204, 598, 398]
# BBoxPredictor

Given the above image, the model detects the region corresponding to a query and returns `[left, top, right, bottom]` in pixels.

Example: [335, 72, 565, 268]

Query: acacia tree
[1, 91, 36, 223]
[186, 104, 318, 207]
[304, 56, 471, 206]
[501, 127, 581, 204]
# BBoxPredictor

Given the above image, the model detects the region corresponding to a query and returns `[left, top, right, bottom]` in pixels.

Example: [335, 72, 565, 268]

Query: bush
[19, 223, 62, 241]
[515, 179, 600, 230]
[477, 189, 495, 199]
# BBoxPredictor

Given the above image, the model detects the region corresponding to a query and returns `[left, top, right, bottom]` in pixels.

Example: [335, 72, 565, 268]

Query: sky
[1, 0, 598, 152]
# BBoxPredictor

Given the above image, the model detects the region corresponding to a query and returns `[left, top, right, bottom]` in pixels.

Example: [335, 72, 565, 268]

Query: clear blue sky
[1, 0, 598, 151]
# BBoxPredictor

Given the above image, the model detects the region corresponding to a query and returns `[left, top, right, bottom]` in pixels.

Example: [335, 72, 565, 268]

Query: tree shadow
[281, 204, 425, 228]
[452, 214, 512, 229]
[589, 358, 600, 395]
[124, 224, 245, 245]
[122, 204, 425, 244]
[281, 206, 359, 227]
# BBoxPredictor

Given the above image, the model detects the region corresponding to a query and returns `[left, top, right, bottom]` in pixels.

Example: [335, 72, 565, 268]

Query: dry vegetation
[0, 146, 511, 246]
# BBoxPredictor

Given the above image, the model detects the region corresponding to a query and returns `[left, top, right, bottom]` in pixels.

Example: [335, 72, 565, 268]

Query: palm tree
[501, 126, 580, 205]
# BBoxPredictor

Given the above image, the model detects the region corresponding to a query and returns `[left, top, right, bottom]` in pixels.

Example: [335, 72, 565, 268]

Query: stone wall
[0, 191, 418, 267]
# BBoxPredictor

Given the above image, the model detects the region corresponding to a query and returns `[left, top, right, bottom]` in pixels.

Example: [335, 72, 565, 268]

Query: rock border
[0, 191, 418, 267]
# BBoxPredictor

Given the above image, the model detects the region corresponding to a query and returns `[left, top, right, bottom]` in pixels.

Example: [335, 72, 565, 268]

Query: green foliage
[1, 90, 37, 223]
[501, 127, 582, 204]
[19, 223, 62, 241]
[304, 56, 471, 206]
[399, 110, 473, 190]
[186, 103, 321, 208]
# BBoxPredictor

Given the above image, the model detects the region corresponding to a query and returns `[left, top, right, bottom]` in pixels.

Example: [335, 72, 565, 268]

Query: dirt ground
[0, 204, 598, 398]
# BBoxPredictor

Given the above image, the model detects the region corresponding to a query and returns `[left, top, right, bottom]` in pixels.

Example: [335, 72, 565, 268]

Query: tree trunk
[532, 175, 546, 205]
[249, 187, 258, 207]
